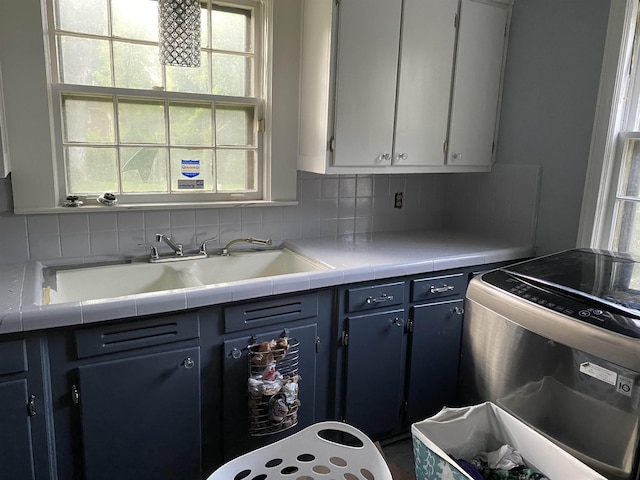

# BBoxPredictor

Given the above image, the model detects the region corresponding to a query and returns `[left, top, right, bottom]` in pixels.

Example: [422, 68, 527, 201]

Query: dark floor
[380, 434, 416, 480]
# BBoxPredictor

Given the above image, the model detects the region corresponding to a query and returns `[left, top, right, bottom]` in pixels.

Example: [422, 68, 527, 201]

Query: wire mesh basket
[247, 336, 300, 436]
[206, 421, 393, 480]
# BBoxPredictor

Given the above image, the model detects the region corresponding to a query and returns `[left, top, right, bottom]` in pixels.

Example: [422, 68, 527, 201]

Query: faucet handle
[138, 243, 160, 261]
[198, 237, 218, 255]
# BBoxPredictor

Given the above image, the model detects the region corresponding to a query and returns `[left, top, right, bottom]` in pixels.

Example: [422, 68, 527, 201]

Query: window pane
[216, 106, 254, 146]
[170, 149, 214, 192]
[112, 0, 158, 42]
[55, 0, 108, 35]
[121, 147, 168, 192]
[217, 149, 256, 191]
[65, 146, 118, 194]
[166, 55, 210, 94]
[170, 103, 213, 146]
[58, 36, 112, 86]
[212, 54, 252, 96]
[619, 139, 640, 198]
[613, 200, 640, 254]
[212, 7, 251, 53]
[114, 42, 162, 90]
[63, 96, 115, 143]
[118, 100, 166, 144]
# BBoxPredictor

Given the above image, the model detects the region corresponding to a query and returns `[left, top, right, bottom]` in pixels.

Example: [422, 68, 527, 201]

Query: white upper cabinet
[297, 0, 512, 175]
[332, 0, 402, 167]
[394, 0, 458, 167]
[447, 0, 512, 167]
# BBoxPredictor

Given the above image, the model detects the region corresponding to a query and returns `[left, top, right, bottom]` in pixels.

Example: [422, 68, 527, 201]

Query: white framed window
[0, 0, 301, 213]
[49, 0, 264, 204]
[579, 0, 640, 253]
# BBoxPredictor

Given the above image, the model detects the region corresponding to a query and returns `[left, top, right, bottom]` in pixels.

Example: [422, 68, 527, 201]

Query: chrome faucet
[220, 237, 273, 256]
[155, 233, 184, 256]
[138, 235, 217, 263]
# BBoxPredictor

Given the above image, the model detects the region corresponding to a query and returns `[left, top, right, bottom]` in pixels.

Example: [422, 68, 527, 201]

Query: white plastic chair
[206, 421, 393, 480]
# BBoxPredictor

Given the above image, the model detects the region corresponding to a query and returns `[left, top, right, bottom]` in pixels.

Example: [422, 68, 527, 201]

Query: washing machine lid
[478, 249, 640, 339]
[504, 249, 640, 315]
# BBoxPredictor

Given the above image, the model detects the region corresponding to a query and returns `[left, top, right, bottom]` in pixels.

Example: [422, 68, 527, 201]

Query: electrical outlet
[394, 192, 403, 209]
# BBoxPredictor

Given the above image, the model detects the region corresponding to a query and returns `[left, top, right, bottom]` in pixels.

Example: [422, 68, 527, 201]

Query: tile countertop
[0, 230, 534, 334]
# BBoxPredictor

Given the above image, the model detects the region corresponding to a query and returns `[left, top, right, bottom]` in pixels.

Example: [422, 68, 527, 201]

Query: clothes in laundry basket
[453, 444, 549, 480]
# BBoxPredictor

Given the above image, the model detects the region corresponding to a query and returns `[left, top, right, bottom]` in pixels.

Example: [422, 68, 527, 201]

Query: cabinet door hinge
[316, 336, 321, 353]
[492, 141, 495, 154]
[335, 0, 340, 5]
[405, 318, 413, 334]
[257, 119, 265, 133]
[329, 136, 336, 152]
[443, 140, 448, 154]
[504, 22, 509, 38]
[401, 401, 408, 416]
[454, 13, 458, 29]
[27, 395, 37, 416]
[71, 384, 80, 405]
[341, 330, 349, 347]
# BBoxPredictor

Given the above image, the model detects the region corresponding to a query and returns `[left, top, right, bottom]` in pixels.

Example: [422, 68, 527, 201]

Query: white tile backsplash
[0, 166, 540, 265]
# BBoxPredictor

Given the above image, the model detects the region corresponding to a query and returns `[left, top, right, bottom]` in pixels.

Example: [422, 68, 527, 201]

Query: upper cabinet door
[333, 0, 402, 167]
[447, 0, 511, 167]
[394, 0, 458, 167]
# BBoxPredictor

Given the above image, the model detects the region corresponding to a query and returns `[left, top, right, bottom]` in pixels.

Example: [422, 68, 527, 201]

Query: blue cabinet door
[77, 347, 201, 480]
[344, 309, 406, 436]
[406, 299, 464, 423]
[0, 379, 36, 479]
[222, 324, 319, 461]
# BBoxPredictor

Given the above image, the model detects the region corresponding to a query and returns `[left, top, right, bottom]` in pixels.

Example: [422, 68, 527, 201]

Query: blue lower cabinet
[0, 336, 52, 480]
[76, 347, 201, 480]
[406, 299, 465, 424]
[0, 380, 38, 479]
[343, 309, 407, 436]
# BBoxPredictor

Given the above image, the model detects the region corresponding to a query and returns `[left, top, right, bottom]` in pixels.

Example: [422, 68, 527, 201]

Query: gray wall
[496, 0, 610, 255]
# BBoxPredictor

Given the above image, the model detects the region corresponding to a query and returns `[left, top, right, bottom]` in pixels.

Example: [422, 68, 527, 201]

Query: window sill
[14, 200, 299, 215]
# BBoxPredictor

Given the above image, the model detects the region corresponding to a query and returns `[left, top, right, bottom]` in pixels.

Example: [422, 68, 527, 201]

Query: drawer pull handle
[430, 284, 455, 294]
[181, 357, 195, 369]
[366, 294, 394, 305]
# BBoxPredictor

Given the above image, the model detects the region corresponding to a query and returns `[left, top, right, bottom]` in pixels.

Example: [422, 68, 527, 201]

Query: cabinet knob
[390, 317, 405, 327]
[396, 152, 408, 161]
[451, 306, 465, 315]
[181, 357, 195, 369]
[451, 153, 463, 161]
[379, 153, 391, 162]
[230, 348, 243, 359]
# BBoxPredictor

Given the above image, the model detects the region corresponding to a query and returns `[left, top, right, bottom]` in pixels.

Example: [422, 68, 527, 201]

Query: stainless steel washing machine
[459, 248, 640, 480]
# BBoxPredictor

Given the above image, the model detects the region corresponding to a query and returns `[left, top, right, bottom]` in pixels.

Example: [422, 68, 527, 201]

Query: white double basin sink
[41, 249, 329, 305]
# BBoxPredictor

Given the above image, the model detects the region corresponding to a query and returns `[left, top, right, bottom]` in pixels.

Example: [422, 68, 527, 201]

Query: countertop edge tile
[186, 285, 234, 309]
[272, 273, 311, 296]
[135, 291, 187, 317]
[81, 298, 138, 324]
[0, 311, 23, 334]
[309, 270, 345, 289]
[230, 279, 274, 302]
[22, 303, 83, 331]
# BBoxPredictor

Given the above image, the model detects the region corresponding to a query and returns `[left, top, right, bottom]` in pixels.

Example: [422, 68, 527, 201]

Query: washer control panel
[481, 270, 640, 339]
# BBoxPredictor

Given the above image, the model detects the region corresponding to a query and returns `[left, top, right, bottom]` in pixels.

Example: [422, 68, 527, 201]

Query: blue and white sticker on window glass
[178, 159, 204, 189]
